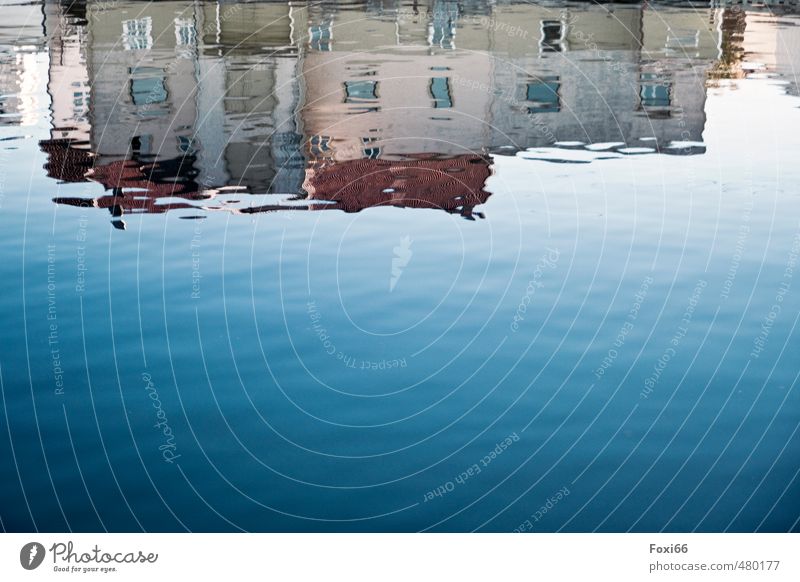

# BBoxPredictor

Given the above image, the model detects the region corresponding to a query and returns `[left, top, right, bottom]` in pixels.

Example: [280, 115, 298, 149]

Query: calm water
[0, 0, 799, 532]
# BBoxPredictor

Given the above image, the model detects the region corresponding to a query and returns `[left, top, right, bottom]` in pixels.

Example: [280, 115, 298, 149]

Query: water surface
[0, 0, 799, 532]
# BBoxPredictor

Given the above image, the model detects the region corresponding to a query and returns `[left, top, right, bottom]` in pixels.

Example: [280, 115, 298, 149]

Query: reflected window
[174, 18, 196, 48]
[345, 81, 378, 103]
[540, 20, 563, 52]
[430, 1, 459, 49]
[640, 73, 671, 108]
[131, 135, 152, 156]
[430, 77, 453, 108]
[309, 134, 331, 157]
[362, 137, 380, 159]
[345, 81, 380, 113]
[526, 76, 560, 113]
[666, 31, 700, 54]
[178, 136, 196, 155]
[122, 17, 153, 51]
[129, 67, 167, 107]
[309, 21, 333, 51]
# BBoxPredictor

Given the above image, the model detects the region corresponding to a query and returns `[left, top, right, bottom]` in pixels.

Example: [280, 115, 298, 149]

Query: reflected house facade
[240, 154, 493, 219]
[41, 0, 92, 182]
[299, 2, 718, 157]
[42, 1, 731, 224]
[46, 2, 303, 179]
[0, 1, 48, 128]
[713, 0, 800, 96]
[44, 0, 307, 225]
[296, 7, 496, 217]
[487, 4, 718, 151]
[295, 2, 720, 214]
[200, 1, 306, 193]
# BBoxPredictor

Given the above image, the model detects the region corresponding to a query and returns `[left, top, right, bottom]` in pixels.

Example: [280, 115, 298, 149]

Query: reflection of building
[41, 0, 307, 226]
[300, 49, 495, 160]
[41, 0, 306, 174]
[726, 4, 800, 96]
[201, 2, 306, 193]
[300, 2, 720, 162]
[52, 157, 211, 229]
[711, 0, 799, 10]
[43, 1, 90, 144]
[0, 0, 47, 127]
[705, 3, 800, 98]
[708, 7, 749, 80]
[39, 1, 756, 225]
[237, 154, 492, 219]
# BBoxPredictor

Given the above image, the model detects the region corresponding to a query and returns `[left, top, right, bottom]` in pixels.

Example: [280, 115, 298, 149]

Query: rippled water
[0, 0, 799, 532]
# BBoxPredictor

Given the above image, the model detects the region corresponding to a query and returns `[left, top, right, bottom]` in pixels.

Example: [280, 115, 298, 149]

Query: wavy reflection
[24, 0, 792, 225]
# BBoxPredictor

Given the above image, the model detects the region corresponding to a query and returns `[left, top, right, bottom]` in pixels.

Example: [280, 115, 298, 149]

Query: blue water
[0, 0, 799, 532]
